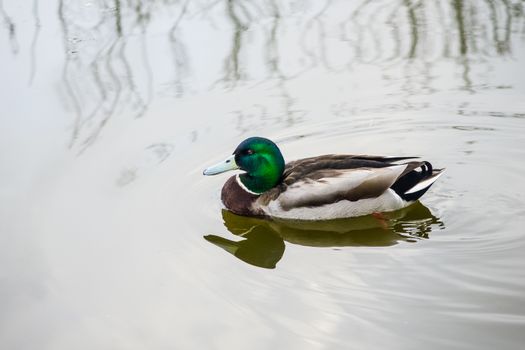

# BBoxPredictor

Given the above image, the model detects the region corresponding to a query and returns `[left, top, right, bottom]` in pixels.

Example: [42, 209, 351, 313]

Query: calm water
[1, 1, 525, 349]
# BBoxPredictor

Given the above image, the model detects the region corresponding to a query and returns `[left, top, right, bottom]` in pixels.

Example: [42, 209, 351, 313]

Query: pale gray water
[1, 1, 525, 349]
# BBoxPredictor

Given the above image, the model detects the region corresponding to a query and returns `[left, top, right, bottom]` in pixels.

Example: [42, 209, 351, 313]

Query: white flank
[405, 171, 444, 194]
[277, 164, 407, 210]
[263, 189, 408, 220]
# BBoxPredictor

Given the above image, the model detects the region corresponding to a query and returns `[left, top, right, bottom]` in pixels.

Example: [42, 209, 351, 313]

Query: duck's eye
[245, 149, 254, 155]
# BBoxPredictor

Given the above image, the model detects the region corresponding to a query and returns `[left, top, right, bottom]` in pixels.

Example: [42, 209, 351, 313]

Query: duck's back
[255, 154, 443, 220]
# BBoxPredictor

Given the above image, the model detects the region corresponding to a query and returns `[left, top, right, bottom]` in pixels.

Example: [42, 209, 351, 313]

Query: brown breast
[221, 176, 262, 217]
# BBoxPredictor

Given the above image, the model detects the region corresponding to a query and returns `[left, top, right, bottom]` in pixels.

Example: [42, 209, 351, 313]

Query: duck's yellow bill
[203, 155, 239, 175]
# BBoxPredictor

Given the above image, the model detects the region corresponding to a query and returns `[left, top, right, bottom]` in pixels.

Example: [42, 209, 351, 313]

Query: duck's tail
[390, 161, 445, 202]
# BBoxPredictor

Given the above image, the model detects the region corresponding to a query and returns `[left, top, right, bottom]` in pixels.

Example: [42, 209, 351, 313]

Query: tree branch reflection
[56, 0, 155, 152]
[222, 0, 248, 84]
[0, 0, 19, 54]
[169, 0, 190, 97]
[6, 0, 518, 150]
[28, 0, 41, 85]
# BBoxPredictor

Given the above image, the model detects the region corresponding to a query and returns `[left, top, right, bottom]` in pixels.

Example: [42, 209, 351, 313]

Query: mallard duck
[203, 137, 444, 220]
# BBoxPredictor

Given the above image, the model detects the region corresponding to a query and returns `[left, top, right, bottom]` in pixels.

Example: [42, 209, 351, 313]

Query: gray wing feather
[258, 154, 418, 208]
[275, 165, 407, 210]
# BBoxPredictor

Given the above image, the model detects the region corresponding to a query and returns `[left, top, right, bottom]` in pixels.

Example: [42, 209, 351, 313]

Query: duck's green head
[203, 137, 285, 194]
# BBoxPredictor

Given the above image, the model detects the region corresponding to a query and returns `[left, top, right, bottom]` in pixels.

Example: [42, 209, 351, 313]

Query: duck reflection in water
[204, 202, 444, 269]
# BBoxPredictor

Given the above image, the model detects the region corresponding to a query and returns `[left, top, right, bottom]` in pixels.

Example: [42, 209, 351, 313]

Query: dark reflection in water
[205, 202, 444, 269]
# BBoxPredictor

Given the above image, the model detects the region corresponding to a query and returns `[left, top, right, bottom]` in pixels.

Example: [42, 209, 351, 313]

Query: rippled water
[1, 1, 525, 349]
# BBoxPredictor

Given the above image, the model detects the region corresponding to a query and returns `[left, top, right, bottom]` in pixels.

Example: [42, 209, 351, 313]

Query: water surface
[1, 1, 525, 349]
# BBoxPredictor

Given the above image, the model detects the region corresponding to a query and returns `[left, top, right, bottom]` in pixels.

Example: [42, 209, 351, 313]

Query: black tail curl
[390, 161, 439, 202]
